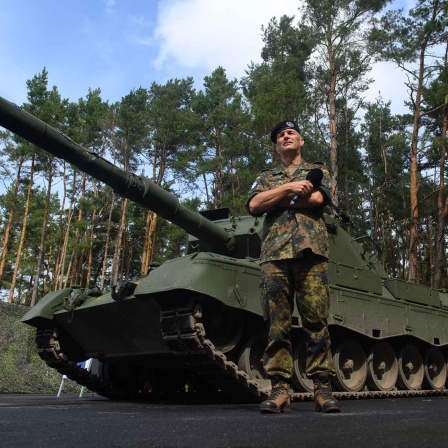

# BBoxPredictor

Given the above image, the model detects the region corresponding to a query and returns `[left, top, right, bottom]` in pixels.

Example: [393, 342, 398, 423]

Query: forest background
[0, 0, 447, 309]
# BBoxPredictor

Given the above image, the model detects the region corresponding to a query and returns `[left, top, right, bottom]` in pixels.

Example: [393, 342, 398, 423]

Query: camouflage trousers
[260, 254, 336, 380]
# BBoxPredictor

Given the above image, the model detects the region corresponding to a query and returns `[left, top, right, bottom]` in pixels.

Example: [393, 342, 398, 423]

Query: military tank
[1, 95, 447, 402]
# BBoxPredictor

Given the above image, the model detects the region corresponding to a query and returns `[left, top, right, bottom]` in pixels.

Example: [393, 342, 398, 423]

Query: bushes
[0, 302, 78, 394]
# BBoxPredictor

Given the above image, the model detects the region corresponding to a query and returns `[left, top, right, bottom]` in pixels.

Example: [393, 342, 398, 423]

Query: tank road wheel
[332, 339, 367, 392]
[292, 339, 313, 392]
[367, 341, 398, 391]
[237, 332, 270, 388]
[201, 305, 243, 353]
[397, 344, 424, 390]
[423, 346, 447, 390]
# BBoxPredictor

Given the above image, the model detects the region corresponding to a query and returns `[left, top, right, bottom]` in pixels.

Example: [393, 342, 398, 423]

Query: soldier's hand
[288, 180, 313, 199]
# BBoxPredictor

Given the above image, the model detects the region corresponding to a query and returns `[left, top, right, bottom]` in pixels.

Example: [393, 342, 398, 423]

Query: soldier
[246, 119, 340, 414]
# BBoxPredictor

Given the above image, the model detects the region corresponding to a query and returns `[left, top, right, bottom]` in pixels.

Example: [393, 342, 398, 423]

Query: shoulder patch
[250, 179, 260, 190]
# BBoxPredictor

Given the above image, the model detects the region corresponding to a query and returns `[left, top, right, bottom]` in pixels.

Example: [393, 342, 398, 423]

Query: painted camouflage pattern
[260, 257, 335, 379]
[246, 160, 335, 381]
[246, 161, 331, 264]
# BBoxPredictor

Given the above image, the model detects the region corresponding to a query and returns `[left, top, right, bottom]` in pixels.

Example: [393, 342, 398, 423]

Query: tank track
[159, 306, 448, 401]
[35, 328, 132, 400]
[160, 306, 268, 402]
[36, 322, 448, 402]
[292, 389, 448, 401]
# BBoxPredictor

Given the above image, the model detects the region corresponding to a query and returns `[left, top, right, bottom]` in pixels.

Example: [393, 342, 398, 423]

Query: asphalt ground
[1, 394, 447, 448]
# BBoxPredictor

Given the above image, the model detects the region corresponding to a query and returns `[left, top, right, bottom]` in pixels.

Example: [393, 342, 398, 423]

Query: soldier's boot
[313, 373, 341, 413]
[259, 377, 291, 414]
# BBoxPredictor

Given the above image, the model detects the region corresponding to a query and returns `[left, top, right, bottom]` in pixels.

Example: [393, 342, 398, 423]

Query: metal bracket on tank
[332, 313, 345, 324]
[111, 281, 137, 301]
[63, 285, 100, 311]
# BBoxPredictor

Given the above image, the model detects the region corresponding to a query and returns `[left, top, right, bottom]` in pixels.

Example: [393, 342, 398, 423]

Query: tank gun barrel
[0, 96, 233, 249]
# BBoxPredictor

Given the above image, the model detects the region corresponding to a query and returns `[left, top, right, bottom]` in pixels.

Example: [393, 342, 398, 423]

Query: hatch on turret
[199, 208, 234, 221]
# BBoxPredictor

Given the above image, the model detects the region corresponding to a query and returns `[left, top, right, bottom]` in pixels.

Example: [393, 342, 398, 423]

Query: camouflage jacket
[246, 161, 331, 264]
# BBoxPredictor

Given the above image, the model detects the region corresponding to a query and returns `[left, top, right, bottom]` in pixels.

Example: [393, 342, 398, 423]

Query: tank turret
[1, 95, 448, 402]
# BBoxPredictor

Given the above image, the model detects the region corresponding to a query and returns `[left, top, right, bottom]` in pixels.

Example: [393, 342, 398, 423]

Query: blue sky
[0, 0, 414, 112]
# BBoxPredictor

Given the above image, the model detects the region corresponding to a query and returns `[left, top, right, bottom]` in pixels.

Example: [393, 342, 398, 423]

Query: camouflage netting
[0, 301, 78, 394]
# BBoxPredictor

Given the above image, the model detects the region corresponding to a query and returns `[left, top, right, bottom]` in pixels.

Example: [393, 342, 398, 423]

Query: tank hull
[22, 241, 448, 400]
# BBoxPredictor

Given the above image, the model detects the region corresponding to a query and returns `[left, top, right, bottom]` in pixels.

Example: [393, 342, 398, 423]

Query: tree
[240, 15, 324, 213]
[336, 99, 365, 229]
[0, 136, 26, 291]
[421, 47, 448, 288]
[242, 15, 313, 154]
[193, 67, 252, 209]
[140, 78, 198, 275]
[7, 151, 35, 304]
[370, 0, 448, 283]
[60, 89, 110, 289]
[362, 99, 411, 277]
[298, 0, 391, 206]
[112, 88, 151, 284]
[24, 71, 68, 306]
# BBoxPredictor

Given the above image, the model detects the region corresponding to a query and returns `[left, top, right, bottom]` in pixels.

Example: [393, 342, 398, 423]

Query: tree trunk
[9, 152, 35, 303]
[407, 41, 429, 283]
[54, 202, 74, 290]
[141, 154, 165, 274]
[387, 210, 396, 277]
[30, 154, 54, 306]
[100, 191, 115, 290]
[85, 182, 99, 287]
[53, 162, 70, 290]
[111, 197, 128, 286]
[141, 210, 158, 275]
[328, 45, 339, 206]
[214, 129, 223, 208]
[433, 76, 448, 288]
[0, 157, 24, 288]
[68, 173, 86, 286]
[343, 105, 351, 231]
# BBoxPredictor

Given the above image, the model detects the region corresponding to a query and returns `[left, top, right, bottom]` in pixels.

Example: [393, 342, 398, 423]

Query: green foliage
[242, 15, 313, 138]
[421, 63, 448, 159]
[370, 0, 448, 64]
[192, 67, 253, 209]
[0, 302, 77, 393]
[361, 99, 412, 276]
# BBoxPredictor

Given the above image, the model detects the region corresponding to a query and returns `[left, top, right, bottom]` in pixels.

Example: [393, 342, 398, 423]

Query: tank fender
[21, 288, 72, 327]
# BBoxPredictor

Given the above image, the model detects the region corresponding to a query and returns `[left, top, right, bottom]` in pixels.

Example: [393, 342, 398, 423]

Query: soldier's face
[275, 129, 304, 154]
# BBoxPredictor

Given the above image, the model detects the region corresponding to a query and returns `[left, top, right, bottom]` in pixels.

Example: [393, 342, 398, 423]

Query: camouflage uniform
[246, 160, 336, 380]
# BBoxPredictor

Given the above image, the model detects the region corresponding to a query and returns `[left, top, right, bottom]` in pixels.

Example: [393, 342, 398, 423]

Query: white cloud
[152, 0, 303, 79]
[150, 0, 413, 116]
[365, 62, 411, 114]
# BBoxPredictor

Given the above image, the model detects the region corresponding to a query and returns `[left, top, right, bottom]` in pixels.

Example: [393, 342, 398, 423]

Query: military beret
[270, 119, 302, 143]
